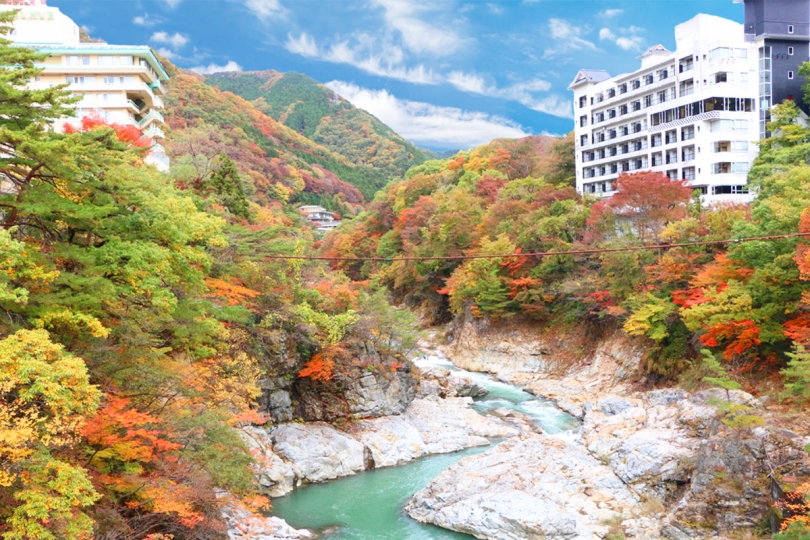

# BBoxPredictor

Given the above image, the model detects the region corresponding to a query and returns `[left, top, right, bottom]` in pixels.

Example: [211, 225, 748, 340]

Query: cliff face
[424, 314, 810, 539]
[255, 336, 417, 423]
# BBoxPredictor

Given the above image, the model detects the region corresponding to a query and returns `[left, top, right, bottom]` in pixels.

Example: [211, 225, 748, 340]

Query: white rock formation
[406, 435, 648, 539]
[271, 423, 366, 483]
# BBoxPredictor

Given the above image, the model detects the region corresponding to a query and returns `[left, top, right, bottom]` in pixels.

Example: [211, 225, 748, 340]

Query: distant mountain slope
[163, 68, 393, 209]
[206, 71, 428, 181]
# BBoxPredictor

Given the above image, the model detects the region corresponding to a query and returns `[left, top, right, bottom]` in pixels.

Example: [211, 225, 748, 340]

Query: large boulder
[406, 435, 644, 539]
[404, 397, 519, 454]
[271, 423, 365, 483]
[239, 426, 296, 497]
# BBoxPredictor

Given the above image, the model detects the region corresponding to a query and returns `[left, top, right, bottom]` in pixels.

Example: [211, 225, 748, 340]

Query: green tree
[208, 153, 251, 220]
[783, 345, 810, 402]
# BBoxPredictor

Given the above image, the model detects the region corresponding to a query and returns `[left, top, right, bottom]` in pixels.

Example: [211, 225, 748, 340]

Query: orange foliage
[672, 288, 709, 308]
[691, 253, 754, 288]
[506, 276, 542, 298]
[204, 277, 261, 307]
[299, 345, 343, 381]
[646, 250, 701, 285]
[310, 278, 360, 314]
[785, 313, 810, 345]
[698, 320, 762, 360]
[64, 114, 152, 148]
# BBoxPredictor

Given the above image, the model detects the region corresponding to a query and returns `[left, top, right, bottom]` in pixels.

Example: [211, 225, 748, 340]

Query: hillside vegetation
[0, 22, 418, 539]
[324, 108, 810, 404]
[206, 70, 428, 186]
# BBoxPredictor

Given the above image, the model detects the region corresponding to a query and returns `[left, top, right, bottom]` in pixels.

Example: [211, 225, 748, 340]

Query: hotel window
[740, 72, 748, 83]
[103, 76, 116, 85]
[789, 47, 794, 56]
[99, 56, 117, 65]
[101, 93, 109, 103]
[66, 76, 85, 84]
[789, 25, 794, 34]
[579, 96, 587, 108]
[66, 55, 90, 66]
[789, 71, 795, 80]
[120, 56, 134, 65]
[580, 115, 588, 127]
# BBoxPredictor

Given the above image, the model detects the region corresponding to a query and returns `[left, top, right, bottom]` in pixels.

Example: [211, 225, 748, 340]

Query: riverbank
[406, 317, 810, 539]
[229, 315, 810, 540]
[241, 347, 579, 539]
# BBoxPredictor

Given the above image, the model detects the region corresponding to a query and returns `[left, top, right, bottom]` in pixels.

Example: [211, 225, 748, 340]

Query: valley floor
[231, 318, 810, 540]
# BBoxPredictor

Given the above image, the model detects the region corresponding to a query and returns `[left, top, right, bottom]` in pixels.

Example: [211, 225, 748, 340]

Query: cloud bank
[326, 81, 530, 149]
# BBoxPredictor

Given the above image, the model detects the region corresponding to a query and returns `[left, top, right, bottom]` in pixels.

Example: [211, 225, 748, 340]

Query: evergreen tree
[208, 153, 251, 220]
[783, 345, 810, 402]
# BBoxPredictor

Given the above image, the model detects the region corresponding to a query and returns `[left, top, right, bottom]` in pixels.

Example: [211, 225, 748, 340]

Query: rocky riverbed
[241, 393, 519, 499]
[403, 317, 810, 539]
[229, 315, 810, 540]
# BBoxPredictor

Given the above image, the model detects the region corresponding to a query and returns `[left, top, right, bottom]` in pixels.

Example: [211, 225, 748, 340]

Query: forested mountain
[161, 64, 382, 212]
[205, 70, 428, 184]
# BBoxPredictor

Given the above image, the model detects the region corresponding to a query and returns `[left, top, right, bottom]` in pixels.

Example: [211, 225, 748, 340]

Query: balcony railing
[138, 110, 165, 126]
[142, 126, 165, 139]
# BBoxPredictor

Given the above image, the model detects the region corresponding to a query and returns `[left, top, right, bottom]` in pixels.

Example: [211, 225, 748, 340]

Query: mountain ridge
[205, 70, 428, 184]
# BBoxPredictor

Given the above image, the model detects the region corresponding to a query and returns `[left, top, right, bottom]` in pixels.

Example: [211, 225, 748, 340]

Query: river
[271, 353, 579, 539]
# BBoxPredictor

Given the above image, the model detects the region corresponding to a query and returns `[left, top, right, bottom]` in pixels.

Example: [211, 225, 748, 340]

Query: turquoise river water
[271, 355, 579, 539]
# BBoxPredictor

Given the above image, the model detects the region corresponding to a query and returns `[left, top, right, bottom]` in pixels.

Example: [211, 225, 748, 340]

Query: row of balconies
[582, 138, 648, 163]
[585, 87, 677, 127]
[582, 65, 677, 109]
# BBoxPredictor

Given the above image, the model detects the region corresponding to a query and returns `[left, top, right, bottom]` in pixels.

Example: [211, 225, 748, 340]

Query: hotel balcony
[142, 125, 165, 140]
[138, 109, 165, 128]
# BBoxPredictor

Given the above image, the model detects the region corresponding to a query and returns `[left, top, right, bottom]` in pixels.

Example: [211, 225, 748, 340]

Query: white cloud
[326, 81, 530, 148]
[487, 3, 504, 15]
[599, 26, 644, 51]
[165, 0, 182, 7]
[447, 71, 571, 118]
[599, 28, 616, 41]
[243, 0, 286, 19]
[285, 33, 318, 57]
[616, 36, 644, 50]
[150, 31, 189, 49]
[600, 8, 623, 17]
[284, 32, 439, 84]
[543, 18, 599, 58]
[156, 47, 177, 60]
[369, 0, 465, 56]
[190, 61, 243, 75]
[133, 13, 164, 27]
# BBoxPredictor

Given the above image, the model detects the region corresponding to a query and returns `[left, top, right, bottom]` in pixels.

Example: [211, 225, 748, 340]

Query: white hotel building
[570, 15, 760, 204]
[0, 0, 170, 170]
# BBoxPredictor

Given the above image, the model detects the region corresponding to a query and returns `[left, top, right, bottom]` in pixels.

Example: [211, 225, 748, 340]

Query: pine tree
[701, 348, 741, 400]
[783, 345, 810, 402]
[208, 153, 251, 220]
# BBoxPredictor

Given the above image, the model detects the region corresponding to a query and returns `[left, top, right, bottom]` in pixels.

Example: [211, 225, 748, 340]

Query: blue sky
[51, 0, 745, 150]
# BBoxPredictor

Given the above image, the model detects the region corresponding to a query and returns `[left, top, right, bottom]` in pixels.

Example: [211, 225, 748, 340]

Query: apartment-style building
[737, 0, 810, 136]
[0, 0, 170, 170]
[570, 14, 760, 205]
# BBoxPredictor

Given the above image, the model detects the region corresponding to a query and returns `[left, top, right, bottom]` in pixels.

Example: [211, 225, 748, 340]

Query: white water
[413, 352, 580, 435]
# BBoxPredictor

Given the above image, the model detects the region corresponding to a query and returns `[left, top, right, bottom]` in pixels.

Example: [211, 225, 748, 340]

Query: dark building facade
[737, 0, 810, 136]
